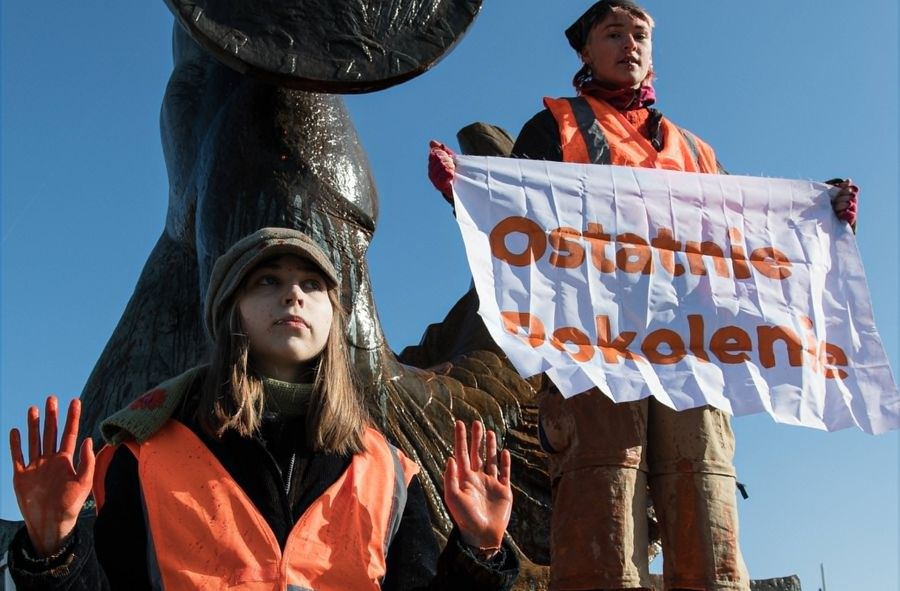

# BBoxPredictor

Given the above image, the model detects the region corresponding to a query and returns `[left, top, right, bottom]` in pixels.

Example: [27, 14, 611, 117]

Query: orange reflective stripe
[125, 421, 417, 591]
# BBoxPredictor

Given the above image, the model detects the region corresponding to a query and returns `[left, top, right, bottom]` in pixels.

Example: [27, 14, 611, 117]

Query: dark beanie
[204, 227, 339, 340]
[565, 0, 651, 51]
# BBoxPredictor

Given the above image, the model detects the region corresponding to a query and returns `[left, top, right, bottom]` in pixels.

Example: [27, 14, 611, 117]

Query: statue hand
[428, 140, 457, 205]
[442, 420, 512, 552]
[10, 396, 95, 557]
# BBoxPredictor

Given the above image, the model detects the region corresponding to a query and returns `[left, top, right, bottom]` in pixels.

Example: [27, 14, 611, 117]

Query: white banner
[452, 155, 899, 434]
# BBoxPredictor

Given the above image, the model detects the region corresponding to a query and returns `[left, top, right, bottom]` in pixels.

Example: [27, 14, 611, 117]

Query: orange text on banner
[500, 312, 848, 379]
[489, 216, 793, 280]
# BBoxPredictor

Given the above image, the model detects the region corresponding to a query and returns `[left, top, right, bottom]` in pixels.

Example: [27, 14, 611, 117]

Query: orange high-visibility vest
[543, 95, 719, 173]
[95, 421, 418, 590]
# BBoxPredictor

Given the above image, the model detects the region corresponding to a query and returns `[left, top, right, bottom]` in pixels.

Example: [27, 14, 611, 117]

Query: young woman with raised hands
[8, 227, 519, 591]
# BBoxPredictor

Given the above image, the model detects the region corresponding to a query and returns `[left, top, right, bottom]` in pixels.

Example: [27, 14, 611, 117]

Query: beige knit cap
[204, 227, 338, 340]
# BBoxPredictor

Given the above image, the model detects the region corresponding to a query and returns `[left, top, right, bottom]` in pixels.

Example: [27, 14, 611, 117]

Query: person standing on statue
[428, 1, 859, 590]
[7, 227, 519, 590]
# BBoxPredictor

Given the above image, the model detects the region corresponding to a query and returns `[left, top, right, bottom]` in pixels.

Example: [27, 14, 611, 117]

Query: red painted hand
[442, 420, 512, 552]
[827, 178, 859, 226]
[428, 140, 456, 205]
[10, 396, 95, 557]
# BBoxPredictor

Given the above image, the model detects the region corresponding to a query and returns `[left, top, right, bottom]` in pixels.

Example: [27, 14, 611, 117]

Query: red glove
[825, 178, 859, 227]
[428, 140, 456, 205]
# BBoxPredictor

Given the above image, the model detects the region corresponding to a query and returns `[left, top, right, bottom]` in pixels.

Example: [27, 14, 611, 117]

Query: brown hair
[197, 282, 368, 455]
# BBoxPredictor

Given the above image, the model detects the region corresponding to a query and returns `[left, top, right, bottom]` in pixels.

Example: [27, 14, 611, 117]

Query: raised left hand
[442, 420, 513, 551]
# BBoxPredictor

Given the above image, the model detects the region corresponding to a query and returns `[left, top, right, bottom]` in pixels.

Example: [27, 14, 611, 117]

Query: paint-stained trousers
[539, 388, 750, 591]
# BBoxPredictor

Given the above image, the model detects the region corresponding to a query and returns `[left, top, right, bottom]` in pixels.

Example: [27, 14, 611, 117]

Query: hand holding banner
[452, 155, 898, 434]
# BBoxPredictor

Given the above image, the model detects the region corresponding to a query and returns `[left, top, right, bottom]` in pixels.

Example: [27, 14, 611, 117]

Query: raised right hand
[428, 139, 457, 205]
[442, 420, 512, 554]
[825, 177, 859, 226]
[10, 396, 95, 557]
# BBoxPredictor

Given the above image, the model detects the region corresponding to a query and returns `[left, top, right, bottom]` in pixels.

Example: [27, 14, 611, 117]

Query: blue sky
[2, 1, 897, 588]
